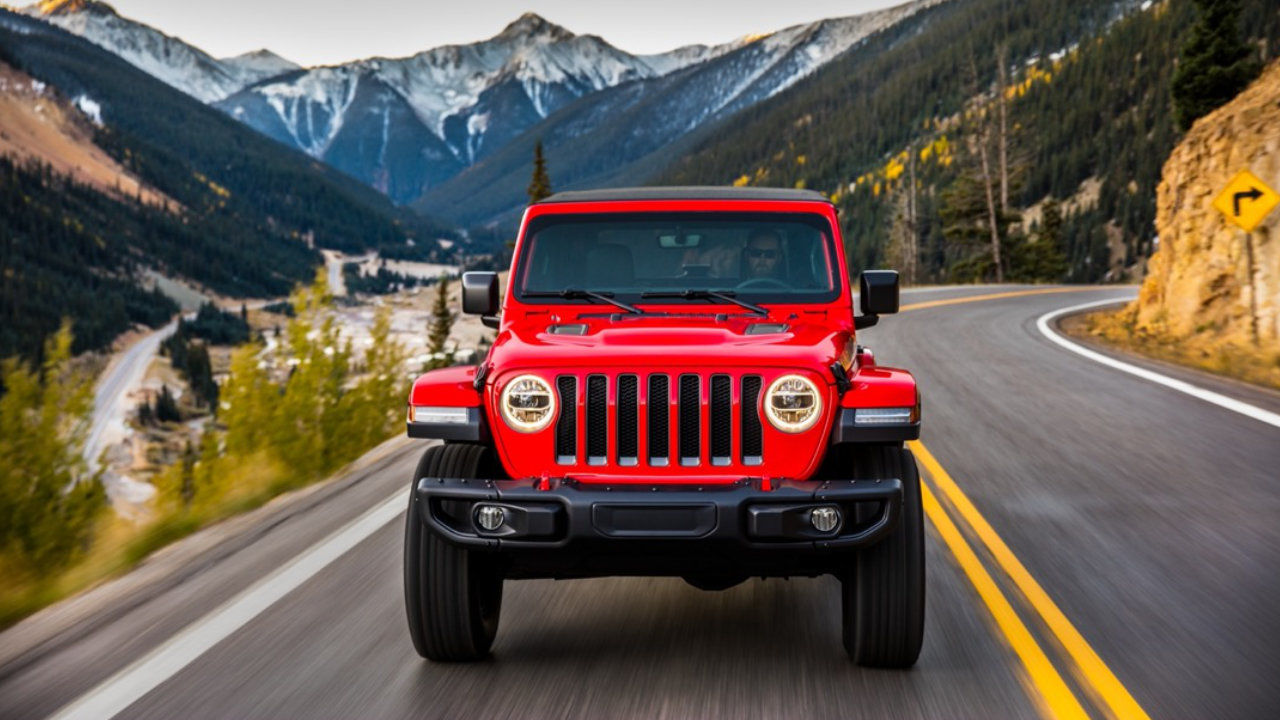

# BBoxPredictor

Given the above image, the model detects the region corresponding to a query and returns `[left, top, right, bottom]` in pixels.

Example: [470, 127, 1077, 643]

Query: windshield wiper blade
[641, 289, 767, 316]
[524, 289, 645, 315]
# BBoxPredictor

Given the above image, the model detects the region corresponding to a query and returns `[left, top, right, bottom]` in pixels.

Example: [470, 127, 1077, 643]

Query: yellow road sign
[1213, 170, 1279, 232]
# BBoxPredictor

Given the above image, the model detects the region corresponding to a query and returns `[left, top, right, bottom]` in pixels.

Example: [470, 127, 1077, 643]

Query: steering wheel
[735, 277, 792, 290]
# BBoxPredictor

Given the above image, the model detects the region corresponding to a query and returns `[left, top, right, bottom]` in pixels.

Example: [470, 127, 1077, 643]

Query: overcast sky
[100, 0, 911, 65]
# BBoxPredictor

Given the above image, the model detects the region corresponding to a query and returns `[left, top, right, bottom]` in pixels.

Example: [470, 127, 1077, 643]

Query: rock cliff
[1134, 59, 1280, 350]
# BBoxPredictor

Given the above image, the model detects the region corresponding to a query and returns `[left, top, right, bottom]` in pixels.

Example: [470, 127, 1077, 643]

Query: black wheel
[404, 443, 505, 661]
[841, 444, 925, 668]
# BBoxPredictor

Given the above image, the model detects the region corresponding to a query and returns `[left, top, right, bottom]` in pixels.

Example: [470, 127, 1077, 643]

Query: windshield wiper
[524, 289, 645, 315]
[641, 289, 768, 316]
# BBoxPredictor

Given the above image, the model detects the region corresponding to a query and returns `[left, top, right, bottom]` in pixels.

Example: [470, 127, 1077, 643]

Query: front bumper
[415, 475, 902, 577]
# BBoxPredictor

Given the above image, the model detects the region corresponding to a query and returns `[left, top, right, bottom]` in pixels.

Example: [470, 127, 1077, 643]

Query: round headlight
[499, 374, 556, 432]
[764, 374, 822, 433]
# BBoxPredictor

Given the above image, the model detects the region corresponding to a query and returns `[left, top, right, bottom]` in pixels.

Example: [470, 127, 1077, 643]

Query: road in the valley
[83, 318, 179, 473]
[3, 285, 1278, 719]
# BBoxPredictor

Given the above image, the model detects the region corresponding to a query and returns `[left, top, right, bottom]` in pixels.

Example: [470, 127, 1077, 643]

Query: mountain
[220, 48, 299, 84]
[414, 0, 947, 226]
[214, 13, 713, 203]
[0, 7, 455, 360]
[19, 0, 291, 102]
[20, 2, 945, 213]
[657, 0, 1280, 283]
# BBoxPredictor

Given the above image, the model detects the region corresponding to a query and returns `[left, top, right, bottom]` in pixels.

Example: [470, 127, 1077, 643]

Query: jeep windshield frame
[512, 211, 841, 307]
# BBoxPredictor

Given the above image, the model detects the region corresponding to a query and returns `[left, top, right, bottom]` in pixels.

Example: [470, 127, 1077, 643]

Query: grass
[1061, 305, 1280, 391]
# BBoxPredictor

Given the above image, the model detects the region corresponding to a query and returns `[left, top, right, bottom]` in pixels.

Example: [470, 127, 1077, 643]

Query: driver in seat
[743, 230, 783, 280]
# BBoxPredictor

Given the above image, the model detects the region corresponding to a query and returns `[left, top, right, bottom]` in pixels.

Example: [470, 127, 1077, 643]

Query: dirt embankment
[1073, 60, 1280, 389]
[0, 61, 171, 207]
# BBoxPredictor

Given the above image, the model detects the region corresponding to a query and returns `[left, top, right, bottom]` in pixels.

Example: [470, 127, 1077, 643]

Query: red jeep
[403, 187, 924, 667]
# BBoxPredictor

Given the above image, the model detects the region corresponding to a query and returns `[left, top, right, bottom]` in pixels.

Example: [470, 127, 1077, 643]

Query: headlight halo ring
[764, 373, 823, 433]
[499, 373, 557, 433]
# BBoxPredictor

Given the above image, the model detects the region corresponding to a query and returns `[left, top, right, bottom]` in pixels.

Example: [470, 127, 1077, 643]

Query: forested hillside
[0, 9, 457, 360]
[662, 0, 1280, 282]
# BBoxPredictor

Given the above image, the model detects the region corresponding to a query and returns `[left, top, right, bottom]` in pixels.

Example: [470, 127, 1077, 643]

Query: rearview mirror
[858, 270, 899, 320]
[461, 272, 499, 316]
[658, 231, 702, 248]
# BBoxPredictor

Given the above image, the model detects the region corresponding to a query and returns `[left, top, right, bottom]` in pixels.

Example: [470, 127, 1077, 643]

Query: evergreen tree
[526, 141, 553, 204]
[1172, 0, 1262, 130]
[155, 385, 180, 423]
[425, 276, 456, 371]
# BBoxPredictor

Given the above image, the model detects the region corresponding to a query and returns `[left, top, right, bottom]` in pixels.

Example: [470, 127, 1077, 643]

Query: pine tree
[425, 276, 456, 371]
[1172, 0, 1261, 131]
[155, 385, 181, 423]
[526, 141, 553, 204]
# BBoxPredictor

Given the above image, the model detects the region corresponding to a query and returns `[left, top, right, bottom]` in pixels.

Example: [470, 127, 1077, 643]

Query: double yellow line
[913, 442, 1149, 720]
[895, 288, 1149, 720]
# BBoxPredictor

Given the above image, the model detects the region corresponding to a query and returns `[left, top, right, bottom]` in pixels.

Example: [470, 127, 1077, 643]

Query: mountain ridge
[19, 1, 943, 208]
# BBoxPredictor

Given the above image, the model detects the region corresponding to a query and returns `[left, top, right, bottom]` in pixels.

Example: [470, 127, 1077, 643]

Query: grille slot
[678, 374, 701, 466]
[586, 375, 608, 465]
[709, 375, 732, 465]
[616, 375, 638, 465]
[648, 375, 670, 465]
[558, 372, 766, 470]
[741, 376, 763, 465]
[555, 376, 577, 464]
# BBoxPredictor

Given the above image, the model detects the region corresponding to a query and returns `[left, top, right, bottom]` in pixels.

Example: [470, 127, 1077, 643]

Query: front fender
[406, 366, 489, 441]
[831, 365, 921, 443]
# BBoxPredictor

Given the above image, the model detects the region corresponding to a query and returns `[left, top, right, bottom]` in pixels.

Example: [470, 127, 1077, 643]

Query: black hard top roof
[537, 186, 832, 204]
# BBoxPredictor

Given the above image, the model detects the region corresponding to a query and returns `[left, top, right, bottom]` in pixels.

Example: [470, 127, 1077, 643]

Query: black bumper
[414, 476, 902, 578]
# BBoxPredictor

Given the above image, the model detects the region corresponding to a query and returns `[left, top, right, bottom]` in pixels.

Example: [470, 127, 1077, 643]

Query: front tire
[404, 443, 504, 661]
[841, 444, 925, 668]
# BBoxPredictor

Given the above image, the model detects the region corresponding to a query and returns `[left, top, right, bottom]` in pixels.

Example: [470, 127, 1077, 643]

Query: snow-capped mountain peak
[221, 49, 300, 85]
[22, 0, 250, 102]
[31, 0, 115, 17]
[495, 12, 574, 43]
[24, 0, 951, 215]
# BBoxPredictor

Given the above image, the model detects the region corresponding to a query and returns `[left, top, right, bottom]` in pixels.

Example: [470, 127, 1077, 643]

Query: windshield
[515, 212, 840, 305]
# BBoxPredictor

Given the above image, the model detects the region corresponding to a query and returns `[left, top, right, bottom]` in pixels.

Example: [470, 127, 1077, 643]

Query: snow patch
[74, 94, 103, 125]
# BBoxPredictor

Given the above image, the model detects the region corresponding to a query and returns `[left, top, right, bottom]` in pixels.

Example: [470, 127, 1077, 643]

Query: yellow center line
[912, 440, 1152, 720]
[900, 286, 1113, 313]
[920, 481, 1091, 720]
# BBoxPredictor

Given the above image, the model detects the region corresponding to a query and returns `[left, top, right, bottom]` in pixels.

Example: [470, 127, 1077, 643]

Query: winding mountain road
[84, 319, 178, 473]
[4, 285, 1278, 719]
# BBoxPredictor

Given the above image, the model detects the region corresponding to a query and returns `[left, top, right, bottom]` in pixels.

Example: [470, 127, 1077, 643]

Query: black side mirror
[461, 272, 499, 316]
[856, 270, 899, 329]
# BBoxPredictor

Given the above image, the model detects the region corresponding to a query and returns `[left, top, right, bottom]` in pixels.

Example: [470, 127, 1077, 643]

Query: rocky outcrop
[1134, 60, 1280, 348]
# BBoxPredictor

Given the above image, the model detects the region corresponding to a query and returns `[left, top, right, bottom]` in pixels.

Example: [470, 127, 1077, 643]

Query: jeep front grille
[554, 372, 764, 469]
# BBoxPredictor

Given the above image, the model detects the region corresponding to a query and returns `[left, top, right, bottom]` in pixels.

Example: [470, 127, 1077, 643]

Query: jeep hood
[488, 312, 851, 373]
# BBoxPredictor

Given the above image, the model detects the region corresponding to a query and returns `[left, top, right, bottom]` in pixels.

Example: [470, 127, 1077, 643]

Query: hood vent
[547, 323, 589, 335]
[744, 323, 789, 335]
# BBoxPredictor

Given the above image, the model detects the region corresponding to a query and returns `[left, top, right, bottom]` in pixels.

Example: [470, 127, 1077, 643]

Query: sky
[98, 0, 910, 65]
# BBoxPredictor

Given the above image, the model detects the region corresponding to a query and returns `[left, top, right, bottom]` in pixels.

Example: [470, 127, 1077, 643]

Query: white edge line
[1037, 298, 1280, 430]
[49, 490, 407, 720]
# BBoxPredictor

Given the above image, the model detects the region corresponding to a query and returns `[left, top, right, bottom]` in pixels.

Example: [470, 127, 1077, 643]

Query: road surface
[4, 285, 1278, 719]
[84, 318, 178, 474]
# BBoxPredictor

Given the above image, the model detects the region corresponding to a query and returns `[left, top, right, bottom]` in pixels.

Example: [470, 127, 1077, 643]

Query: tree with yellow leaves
[0, 323, 105, 578]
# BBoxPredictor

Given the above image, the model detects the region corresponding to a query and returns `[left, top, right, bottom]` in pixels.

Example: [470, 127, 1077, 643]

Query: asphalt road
[3, 285, 1278, 719]
[84, 318, 179, 472]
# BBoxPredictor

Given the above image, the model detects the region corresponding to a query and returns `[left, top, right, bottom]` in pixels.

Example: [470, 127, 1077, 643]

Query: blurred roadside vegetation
[0, 271, 408, 629]
[1064, 308, 1280, 390]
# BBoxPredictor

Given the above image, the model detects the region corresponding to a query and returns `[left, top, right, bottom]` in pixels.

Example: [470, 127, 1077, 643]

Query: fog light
[810, 506, 841, 533]
[475, 505, 507, 532]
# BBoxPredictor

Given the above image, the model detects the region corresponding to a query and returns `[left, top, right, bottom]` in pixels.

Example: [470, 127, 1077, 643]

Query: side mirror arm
[854, 314, 879, 330]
